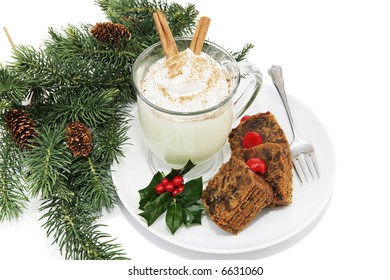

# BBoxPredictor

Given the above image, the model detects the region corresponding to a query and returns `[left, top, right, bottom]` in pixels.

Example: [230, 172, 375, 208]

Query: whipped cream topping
[140, 48, 230, 112]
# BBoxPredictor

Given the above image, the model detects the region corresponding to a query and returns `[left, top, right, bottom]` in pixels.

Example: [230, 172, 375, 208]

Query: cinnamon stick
[153, 11, 178, 58]
[190, 17, 211, 55]
[3, 26, 15, 49]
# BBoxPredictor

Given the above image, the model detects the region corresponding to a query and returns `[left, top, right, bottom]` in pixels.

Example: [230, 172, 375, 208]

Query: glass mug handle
[233, 61, 263, 121]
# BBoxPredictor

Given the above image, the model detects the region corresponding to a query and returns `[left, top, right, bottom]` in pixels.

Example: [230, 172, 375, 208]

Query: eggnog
[140, 48, 230, 112]
[138, 48, 232, 165]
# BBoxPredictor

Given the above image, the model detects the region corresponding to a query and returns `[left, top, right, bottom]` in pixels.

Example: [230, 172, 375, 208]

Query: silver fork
[268, 65, 320, 183]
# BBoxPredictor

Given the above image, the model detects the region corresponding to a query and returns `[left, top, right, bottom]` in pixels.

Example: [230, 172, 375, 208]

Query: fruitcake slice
[244, 143, 292, 206]
[202, 156, 273, 234]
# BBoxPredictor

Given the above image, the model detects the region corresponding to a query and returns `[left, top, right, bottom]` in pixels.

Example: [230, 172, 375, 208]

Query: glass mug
[132, 38, 262, 179]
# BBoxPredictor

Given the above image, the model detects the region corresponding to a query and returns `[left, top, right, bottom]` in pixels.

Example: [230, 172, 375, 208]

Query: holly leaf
[139, 192, 172, 226]
[166, 204, 184, 234]
[139, 172, 164, 210]
[179, 160, 196, 176]
[183, 202, 204, 226]
[137, 160, 204, 234]
[165, 160, 196, 180]
[176, 177, 203, 207]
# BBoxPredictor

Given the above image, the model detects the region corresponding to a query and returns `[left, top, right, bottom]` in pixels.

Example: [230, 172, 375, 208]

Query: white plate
[112, 83, 336, 254]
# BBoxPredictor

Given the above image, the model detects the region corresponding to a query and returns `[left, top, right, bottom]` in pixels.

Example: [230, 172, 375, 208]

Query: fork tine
[304, 153, 316, 180]
[293, 164, 304, 183]
[298, 154, 310, 182]
[309, 152, 320, 178]
[293, 155, 308, 183]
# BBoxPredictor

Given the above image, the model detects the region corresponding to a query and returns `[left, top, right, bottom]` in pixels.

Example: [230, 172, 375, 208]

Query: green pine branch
[12, 43, 136, 104]
[45, 24, 138, 103]
[42, 87, 118, 128]
[0, 128, 29, 221]
[231, 43, 255, 62]
[0, 65, 29, 106]
[24, 123, 74, 201]
[45, 24, 136, 59]
[93, 105, 131, 163]
[11, 45, 68, 100]
[40, 196, 128, 260]
[71, 156, 117, 212]
[165, 2, 198, 36]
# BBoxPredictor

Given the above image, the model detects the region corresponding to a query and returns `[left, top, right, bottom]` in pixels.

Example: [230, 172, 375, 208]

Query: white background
[1, 0, 389, 279]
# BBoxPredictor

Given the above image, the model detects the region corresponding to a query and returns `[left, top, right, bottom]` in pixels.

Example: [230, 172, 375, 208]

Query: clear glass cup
[132, 37, 262, 180]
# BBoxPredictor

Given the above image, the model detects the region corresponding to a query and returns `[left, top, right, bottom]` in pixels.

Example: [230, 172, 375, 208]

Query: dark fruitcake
[202, 112, 293, 234]
[229, 112, 293, 206]
[202, 156, 273, 234]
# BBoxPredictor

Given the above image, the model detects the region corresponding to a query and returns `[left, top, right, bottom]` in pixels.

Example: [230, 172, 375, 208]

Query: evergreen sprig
[231, 43, 255, 62]
[43, 88, 118, 127]
[0, 128, 29, 221]
[0, 66, 29, 105]
[72, 156, 117, 211]
[92, 108, 130, 163]
[40, 196, 127, 260]
[24, 123, 73, 201]
[44, 25, 137, 103]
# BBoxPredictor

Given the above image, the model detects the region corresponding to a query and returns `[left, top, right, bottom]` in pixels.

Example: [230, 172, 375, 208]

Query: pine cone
[5, 108, 38, 149]
[91, 22, 131, 47]
[66, 121, 93, 157]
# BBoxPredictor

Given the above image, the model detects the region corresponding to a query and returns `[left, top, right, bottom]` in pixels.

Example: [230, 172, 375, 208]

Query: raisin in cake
[202, 156, 273, 234]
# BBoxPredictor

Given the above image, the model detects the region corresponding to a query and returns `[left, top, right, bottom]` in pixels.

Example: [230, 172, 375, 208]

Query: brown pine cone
[91, 22, 131, 47]
[65, 121, 93, 157]
[5, 108, 38, 149]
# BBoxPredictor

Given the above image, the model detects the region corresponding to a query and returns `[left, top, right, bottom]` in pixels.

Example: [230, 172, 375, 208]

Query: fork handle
[268, 65, 298, 140]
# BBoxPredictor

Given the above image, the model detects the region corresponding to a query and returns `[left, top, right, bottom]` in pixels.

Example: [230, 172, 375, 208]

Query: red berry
[172, 175, 184, 187]
[172, 189, 179, 197]
[164, 182, 175, 193]
[161, 178, 170, 185]
[155, 183, 165, 194]
[240, 115, 251, 123]
[242, 131, 263, 149]
[177, 184, 185, 194]
[246, 158, 267, 174]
